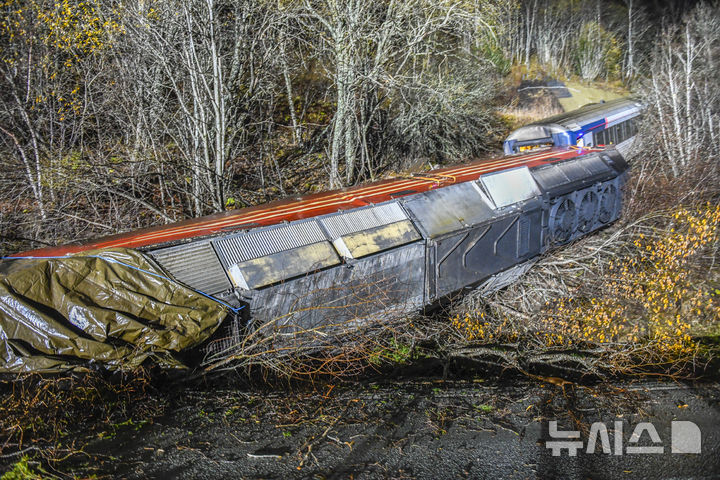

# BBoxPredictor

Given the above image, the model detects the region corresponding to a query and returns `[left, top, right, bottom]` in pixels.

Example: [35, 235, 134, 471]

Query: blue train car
[503, 97, 643, 156]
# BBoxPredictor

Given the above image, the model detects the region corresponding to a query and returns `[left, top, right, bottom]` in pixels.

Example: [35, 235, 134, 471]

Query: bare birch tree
[641, 3, 720, 177]
[121, 0, 281, 215]
[300, 0, 498, 186]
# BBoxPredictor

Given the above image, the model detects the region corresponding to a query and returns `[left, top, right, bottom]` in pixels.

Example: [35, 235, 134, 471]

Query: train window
[518, 142, 553, 152]
[628, 119, 637, 137]
[593, 116, 641, 147]
[598, 118, 638, 146]
[480, 166, 540, 208]
[600, 128, 608, 145]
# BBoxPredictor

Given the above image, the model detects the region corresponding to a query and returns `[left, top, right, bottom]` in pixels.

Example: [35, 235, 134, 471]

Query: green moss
[1, 457, 43, 480]
[369, 339, 413, 366]
[474, 404, 494, 413]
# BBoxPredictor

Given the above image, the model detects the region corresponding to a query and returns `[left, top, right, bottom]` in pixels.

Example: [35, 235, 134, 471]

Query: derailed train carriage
[503, 97, 643, 157]
[1, 101, 637, 370]
[8, 146, 629, 359]
[151, 148, 628, 353]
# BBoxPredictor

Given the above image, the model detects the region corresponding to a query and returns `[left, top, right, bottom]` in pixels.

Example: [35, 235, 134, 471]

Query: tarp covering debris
[0, 249, 228, 373]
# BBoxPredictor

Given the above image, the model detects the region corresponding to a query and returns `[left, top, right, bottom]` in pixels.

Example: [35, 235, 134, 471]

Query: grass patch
[474, 404, 494, 413]
[557, 81, 625, 111]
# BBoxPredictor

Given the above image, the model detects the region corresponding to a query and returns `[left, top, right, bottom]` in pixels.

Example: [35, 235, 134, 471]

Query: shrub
[450, 204, 720, 374]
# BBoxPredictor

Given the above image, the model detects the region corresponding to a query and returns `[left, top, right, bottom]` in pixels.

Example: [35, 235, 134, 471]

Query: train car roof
[504, 97, 642, 144]
[13, 147, 606, 258]
[530, 97, 642, 130]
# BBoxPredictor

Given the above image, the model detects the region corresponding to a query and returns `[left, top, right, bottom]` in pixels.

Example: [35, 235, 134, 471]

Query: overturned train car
[503, 97, 643, 157]
[13, 146, 629, 359]
[210, 148, 627, 340]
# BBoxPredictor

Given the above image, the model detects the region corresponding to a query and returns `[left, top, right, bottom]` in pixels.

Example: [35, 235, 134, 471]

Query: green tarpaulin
[0, 249, 228, 373]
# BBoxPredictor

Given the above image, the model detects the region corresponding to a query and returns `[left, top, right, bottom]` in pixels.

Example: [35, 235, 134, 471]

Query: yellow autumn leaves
[36, 0, 123, 55]
[3, 0, 123, 55]
[2, 0, 124, 120]
[451, 204, 720, 363]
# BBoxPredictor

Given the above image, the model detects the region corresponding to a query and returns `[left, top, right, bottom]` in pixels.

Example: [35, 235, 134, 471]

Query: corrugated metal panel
[320, 203, 408, 239]
[213, 220, 326, 266]
[401, 182, 495, 238]
[150, 241, 231, 295]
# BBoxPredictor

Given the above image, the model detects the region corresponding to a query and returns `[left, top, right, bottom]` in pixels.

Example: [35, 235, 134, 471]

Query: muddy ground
[5, 366, 717, 480]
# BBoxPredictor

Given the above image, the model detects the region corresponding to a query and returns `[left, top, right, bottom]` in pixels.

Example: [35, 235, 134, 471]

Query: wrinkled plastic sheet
[0, 248, 228, 373]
